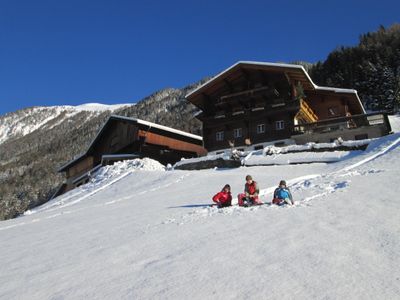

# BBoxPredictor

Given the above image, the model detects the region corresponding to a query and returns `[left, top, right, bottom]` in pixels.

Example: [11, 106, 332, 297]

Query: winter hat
[245, 175, 253, 181]
[279, 180, 286, 186]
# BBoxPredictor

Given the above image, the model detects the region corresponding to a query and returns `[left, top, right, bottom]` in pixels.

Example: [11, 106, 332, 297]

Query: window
[275, 120, 285, 130]
[233, 128, 242, 139]
[216, 131, 224, 141]
[256, 123, 265, 134]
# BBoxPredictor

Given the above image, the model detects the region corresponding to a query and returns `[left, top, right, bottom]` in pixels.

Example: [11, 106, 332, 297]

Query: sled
[209, 202, 270, 208]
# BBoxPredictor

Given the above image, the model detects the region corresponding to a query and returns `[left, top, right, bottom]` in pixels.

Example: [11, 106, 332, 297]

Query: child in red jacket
[212, 184, 232, 208]
[237, 175, 263, 206]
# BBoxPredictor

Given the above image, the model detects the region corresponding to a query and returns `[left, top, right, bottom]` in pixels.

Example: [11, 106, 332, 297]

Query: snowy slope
[0, 103, 130, 144]
[0, 117, 399, 299]
[70, 103, 132, 112]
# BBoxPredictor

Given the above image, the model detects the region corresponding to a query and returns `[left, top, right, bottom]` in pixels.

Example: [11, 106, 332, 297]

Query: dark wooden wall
[203, 111, 296, 151]
[92, 121, 139, 165]
[63, 119, 206, 184]
[306, 94, 349, 119]
[66, 156, 94, 179]
[139, 130, 206, 155]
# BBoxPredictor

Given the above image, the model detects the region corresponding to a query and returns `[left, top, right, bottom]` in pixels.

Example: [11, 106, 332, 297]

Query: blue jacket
[274, 187, 293, 200]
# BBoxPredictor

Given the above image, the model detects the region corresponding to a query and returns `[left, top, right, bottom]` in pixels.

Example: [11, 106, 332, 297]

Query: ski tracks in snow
[103, 173, 191, 206]
[0, 172, 192, 232]
[167, 135, 400, 225]
[166, 169, 384, 226]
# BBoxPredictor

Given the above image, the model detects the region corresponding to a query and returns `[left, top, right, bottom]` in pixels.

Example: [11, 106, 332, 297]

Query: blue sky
[0, 0, 398, 115]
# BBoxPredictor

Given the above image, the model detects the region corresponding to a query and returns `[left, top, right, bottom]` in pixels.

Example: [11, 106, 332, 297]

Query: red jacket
[212, 191, 232, 205]
[245, 181, 259, 196]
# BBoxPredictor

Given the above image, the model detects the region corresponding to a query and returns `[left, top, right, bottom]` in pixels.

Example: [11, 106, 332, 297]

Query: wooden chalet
[56, 115, 206, 196]
[186, 61, 391, 153]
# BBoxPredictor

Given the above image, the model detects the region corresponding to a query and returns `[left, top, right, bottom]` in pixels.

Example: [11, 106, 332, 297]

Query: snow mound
[94, 158, 165, 182]
[174, 152, 230, 168]
[263, 138, 372, 155]
[24, 158, 165, 215]
[245, 150, 357, 166]
[175, 138, 373, 169]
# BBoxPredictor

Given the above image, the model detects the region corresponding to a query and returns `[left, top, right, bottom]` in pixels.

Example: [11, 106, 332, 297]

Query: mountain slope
[0, 121, 399, 299]
[0, 83, 204, 220]
[309, 24, 400, 111]
[0, 103, 130, 145]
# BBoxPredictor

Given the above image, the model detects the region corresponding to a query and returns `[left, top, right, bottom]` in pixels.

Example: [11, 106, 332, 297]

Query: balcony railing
[293, 112, 391, 135]
[203, 98, 300, 121]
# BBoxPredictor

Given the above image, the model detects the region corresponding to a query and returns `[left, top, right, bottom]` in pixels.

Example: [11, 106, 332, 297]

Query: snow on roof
[185, 60, 365, 113]
[314, 86, 365, 113]
[314, 86, 358, 94]
[186, 60, 359, 96]
[110, 115, 203, 141]
[185, 61, 310, 99]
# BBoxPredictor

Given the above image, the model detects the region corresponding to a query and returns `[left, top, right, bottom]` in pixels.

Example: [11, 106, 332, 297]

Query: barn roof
[186, 61, 365, 113]
[58, 115, 202, 172]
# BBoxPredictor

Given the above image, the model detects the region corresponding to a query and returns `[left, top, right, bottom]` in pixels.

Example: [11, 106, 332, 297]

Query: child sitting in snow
[212, 184, 232, 208]
[237, 175, 263, 207]
[272, 180, 294, 205]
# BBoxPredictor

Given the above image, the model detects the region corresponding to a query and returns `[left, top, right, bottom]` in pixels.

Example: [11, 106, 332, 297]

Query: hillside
[0, 103, 131, 145]
[309, 24, 400, 111]
[0, 84, 203, 220]
[0, 116, 399, 299]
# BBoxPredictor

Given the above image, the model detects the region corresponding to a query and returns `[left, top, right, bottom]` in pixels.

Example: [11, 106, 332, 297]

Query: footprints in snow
[168, 168, 384, 225]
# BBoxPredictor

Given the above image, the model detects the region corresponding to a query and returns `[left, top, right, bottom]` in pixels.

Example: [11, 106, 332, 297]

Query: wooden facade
[185, 61, 385, 153]
[57, 116, 206, 195]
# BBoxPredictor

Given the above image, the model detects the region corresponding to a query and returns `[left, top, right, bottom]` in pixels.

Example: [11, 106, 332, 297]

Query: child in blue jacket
[272, 180, 294, 205]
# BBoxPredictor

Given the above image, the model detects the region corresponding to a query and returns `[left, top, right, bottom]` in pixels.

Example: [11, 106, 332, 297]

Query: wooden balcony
[202, 99, 300, 122]
[292, 112, 391, 135]
[295, 99, 318, 123]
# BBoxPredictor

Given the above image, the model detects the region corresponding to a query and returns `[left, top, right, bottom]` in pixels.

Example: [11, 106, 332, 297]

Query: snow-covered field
[1, 116, 399, 299]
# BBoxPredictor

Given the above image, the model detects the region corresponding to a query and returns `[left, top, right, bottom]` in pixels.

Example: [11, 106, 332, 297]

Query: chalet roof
[57, 153, 87, 173]
[186, 61, 365, 113]
[85, 115, 202, 156]
[58, 115, 202, 172]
